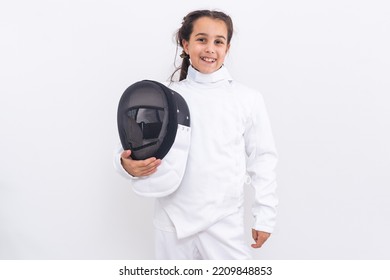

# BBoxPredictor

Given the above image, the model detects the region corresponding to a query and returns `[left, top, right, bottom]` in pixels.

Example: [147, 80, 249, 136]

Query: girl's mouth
[201, 56, 216, 63]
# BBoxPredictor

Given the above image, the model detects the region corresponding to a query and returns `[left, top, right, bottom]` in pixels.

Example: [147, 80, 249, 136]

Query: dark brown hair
[171, 10, 234, 81]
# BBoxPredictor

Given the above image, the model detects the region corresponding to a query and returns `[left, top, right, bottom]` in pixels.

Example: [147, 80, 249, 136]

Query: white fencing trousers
[154, 207, 252, 260]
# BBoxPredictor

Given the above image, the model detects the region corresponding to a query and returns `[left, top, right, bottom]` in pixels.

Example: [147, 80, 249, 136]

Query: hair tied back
[180, 51, 189, 59]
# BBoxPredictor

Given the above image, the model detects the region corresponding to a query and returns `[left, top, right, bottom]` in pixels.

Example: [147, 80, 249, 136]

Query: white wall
[1, 0, 389, 259]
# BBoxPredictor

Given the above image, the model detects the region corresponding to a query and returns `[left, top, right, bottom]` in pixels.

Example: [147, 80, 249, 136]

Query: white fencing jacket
[114, 65, 278, 239]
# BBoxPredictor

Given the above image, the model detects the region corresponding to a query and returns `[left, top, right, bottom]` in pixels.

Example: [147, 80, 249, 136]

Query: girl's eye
[215, 40, 224, 45]
[196, 38, 206, 42]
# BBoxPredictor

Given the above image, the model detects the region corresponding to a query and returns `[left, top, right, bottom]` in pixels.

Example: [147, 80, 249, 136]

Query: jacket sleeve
[244, 92, 278, 233]
[113, 128, 190, 197]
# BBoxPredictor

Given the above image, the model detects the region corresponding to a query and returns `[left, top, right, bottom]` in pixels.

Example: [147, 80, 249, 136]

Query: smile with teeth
[201, 56, 216, 63]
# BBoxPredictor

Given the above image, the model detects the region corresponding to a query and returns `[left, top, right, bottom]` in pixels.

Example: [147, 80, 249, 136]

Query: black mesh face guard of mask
[117, 80, 190, 160]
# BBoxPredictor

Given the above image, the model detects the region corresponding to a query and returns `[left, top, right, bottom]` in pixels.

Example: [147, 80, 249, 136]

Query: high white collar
[187, 65, 233, 84]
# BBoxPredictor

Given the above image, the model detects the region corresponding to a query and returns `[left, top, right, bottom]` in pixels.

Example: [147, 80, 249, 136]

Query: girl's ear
[182, 39, 189, 54]
[226, 43, 231, 54]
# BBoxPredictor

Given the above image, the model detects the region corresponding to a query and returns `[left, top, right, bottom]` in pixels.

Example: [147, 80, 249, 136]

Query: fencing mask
[117, 80, 191, 197]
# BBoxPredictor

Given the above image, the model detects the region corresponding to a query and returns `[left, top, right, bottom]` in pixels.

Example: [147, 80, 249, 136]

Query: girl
[115, 10, 278, 260]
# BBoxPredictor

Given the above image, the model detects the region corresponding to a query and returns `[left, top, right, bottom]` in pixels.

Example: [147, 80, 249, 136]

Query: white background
[1, 0, 389, 259]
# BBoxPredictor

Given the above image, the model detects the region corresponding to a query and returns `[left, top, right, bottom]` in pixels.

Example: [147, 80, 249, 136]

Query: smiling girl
[116, 10, 278, 260]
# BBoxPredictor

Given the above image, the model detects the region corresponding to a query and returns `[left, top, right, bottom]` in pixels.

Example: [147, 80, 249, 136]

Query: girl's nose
[205, 43, 215, 54]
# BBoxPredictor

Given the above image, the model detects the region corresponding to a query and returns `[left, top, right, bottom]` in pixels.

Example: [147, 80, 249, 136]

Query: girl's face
[182, 17, 230, 74]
